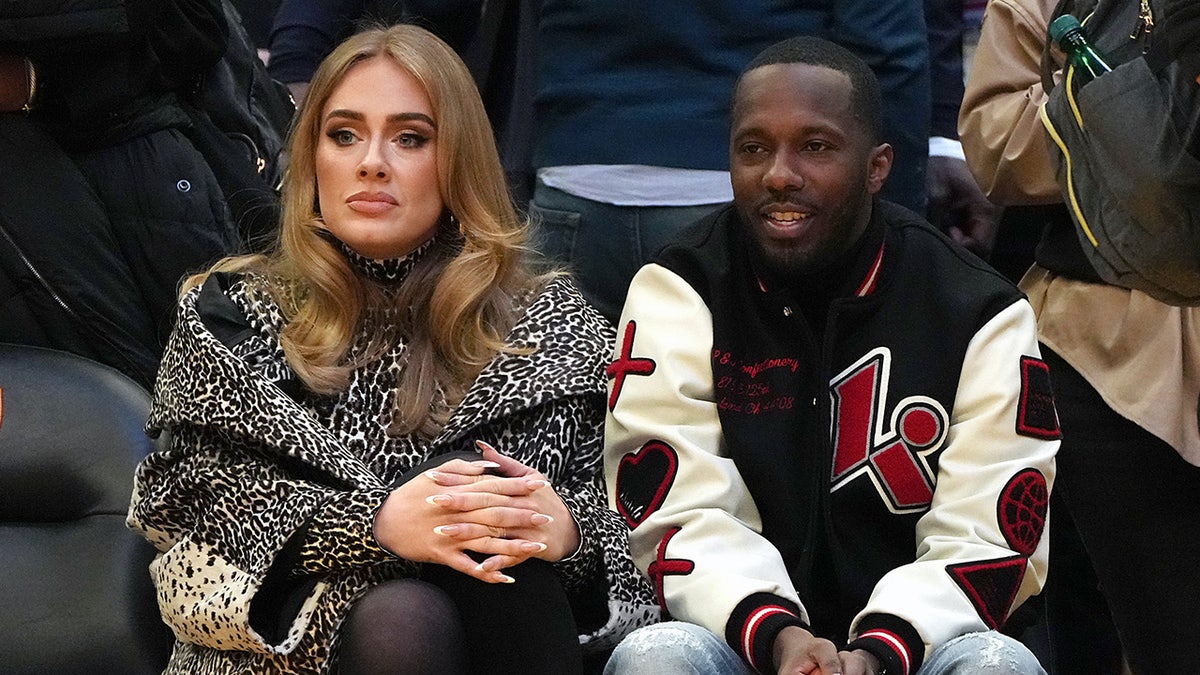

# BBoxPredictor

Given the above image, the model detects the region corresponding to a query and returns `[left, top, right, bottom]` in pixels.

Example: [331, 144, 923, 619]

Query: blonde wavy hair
[190, 23, 541, 437]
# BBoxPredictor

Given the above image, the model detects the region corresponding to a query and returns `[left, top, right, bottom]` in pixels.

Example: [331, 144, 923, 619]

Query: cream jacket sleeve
[604, 264, 809, 672]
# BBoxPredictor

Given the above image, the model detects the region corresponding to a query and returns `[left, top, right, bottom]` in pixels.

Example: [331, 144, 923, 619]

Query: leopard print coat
[127, 266, 659, 674]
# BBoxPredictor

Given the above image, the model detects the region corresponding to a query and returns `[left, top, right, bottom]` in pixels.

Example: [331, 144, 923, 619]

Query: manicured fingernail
[425, 494, 452, 506]
[474, 561, 494, 572]
[531, 513, 555, 525]
[527, 479, 551, 490]
[424, 470, 444, 481]
[475, 440, 497, 452]
[522, 541, 548, 553]
[473, 461, 502, 469]
[496, 573, 515, 584]
[433, 525, 459, 536]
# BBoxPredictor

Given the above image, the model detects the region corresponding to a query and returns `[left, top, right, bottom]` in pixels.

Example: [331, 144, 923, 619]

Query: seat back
[0, 343, 172, 674]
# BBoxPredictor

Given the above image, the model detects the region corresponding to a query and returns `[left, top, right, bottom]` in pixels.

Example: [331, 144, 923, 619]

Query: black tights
[337, 559, 584, 675]
[336, 578, 467, 675]
[337, 451, 584, 674]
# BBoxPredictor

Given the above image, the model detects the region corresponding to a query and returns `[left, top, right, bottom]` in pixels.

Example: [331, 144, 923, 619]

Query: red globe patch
[998, 469, 1048, 556]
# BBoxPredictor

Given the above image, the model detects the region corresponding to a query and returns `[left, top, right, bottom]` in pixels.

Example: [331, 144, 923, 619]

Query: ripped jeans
[603, 622, 1047, 675]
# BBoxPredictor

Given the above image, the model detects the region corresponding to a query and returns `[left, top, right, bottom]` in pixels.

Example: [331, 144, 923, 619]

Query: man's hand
[927, 154, 1001, 258]
[839, 648, 883, 675]
[773, 625, 843, 674]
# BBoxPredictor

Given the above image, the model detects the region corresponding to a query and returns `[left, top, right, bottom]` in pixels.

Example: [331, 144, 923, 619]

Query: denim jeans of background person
[605, 623, 1046, 675]
[529, 178, 724, 323]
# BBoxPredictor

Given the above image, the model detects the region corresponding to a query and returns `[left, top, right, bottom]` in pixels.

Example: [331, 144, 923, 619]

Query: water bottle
[1049, 14, 1113, 85]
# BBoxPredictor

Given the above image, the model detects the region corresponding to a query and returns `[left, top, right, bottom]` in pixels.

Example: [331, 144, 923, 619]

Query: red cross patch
[606, 320, 656, 411]
[648, 527, 694, 611]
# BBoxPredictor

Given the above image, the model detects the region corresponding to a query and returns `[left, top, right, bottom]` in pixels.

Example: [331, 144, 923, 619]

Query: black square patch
[1017, 356, 1061, 440]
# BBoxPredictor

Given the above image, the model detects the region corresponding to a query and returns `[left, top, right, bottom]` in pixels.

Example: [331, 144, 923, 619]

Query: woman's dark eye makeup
[330, 129, 356, 144]
[397, 131, 428, 148]
[324, 127, 430, 149]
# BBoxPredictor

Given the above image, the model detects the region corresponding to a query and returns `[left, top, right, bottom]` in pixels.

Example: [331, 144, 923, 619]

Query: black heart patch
[616, 441, 678, 529]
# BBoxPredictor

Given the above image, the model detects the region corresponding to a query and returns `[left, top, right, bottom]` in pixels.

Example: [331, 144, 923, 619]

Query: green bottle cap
[1049, 14, 1083, 45]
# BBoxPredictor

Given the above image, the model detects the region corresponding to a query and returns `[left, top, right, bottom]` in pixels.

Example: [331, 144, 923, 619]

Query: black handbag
[1039, 0, 1200, 305]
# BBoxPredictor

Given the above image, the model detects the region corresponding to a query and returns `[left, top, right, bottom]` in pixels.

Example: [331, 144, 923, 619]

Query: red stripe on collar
[855, 241, 886, 297]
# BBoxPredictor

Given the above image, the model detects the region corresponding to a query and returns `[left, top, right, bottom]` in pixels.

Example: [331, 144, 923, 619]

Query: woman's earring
[452, 213, 465, 237]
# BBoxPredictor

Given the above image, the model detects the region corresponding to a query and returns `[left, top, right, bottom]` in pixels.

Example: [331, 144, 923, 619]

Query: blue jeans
[528, 180, 724, 324]
[604, 622, 1048, 675]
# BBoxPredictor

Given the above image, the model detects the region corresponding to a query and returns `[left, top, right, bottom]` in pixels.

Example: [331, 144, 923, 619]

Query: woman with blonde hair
[127, 23, 657, 674]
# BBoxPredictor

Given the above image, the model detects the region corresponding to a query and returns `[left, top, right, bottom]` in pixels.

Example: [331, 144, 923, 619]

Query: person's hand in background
[927, 152, 1000, 258]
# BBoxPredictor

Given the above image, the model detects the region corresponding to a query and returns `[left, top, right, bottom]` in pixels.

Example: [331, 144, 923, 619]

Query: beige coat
[959, 0, 1200, 462]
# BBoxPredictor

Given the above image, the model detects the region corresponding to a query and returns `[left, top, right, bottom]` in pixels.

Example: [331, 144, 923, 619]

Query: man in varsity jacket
[603, 36, 1058, 675]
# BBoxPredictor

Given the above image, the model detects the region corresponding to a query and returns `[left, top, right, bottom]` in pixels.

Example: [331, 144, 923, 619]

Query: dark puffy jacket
[0, 0, 242, 390]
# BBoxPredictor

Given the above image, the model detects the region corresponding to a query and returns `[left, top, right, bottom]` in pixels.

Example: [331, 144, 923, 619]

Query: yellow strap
[1038, 102, 1099, 248]
[1065, 66, 1085, 129]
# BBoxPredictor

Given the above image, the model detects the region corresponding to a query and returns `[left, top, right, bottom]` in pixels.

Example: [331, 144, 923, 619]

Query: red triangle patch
[947, 556, 1027, 630]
